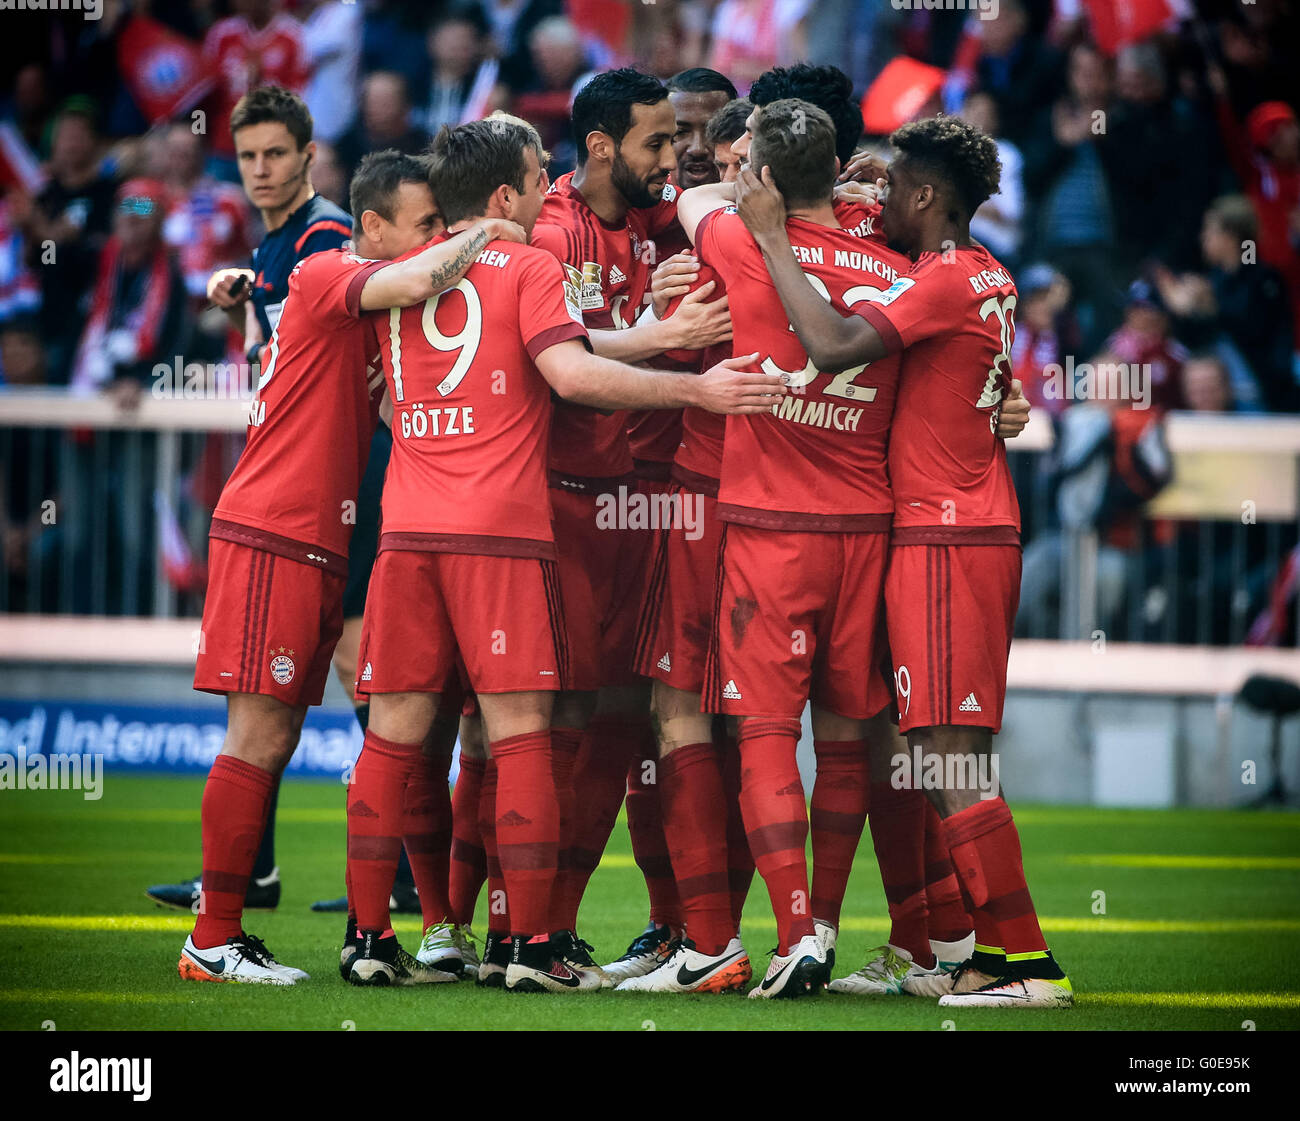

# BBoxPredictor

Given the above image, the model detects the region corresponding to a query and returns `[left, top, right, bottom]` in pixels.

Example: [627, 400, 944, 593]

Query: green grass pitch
[1, 776, 1298, 1030]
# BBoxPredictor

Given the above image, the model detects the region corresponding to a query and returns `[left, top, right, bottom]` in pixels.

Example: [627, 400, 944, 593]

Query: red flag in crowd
[860, 57, 946, 137]
[1083, 0, 1177, 57]
[117, 15, 215, 126]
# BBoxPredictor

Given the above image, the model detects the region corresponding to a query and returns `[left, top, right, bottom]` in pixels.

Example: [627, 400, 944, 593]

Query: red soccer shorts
[634, 486, 722, 694]
[885, 543, 1021, 733]
[355, 549, 568, 696]
[194, 539, 343, 707]
[703, 524, 893, 720]
[551, 483, 654, 691]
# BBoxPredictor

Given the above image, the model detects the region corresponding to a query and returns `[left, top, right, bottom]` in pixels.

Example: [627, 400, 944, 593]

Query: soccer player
[610, 66, 742, 984]
[664, 100, 899, 999]
[177, 150, 525, 985]
[527, 68, 732, 981]
[735, 114, 1074, 1008]
[147, 86, 388, 914]
[343, 115, 783, 992]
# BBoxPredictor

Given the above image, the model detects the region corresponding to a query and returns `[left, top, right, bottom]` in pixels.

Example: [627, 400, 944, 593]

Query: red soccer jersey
[212, 249, 386, 570]
[204, 15, 308, 157]
[669, 198, 880, 490]
[532, 171, 654, 482]
[366, 235, 589, 557]
[697, 208, 906, 531]
[855, 243, 1021, 543]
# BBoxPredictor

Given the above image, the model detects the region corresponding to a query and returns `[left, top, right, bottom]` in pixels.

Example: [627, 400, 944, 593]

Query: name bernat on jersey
[968, 266, 1013, 294]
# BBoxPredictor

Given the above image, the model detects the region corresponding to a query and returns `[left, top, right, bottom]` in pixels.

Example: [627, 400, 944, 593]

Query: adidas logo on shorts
[959, 692, 982, 713]
[609, 265, 626, 284]
[361, 662, 373, 682]
[722, 679, 742, 700]
[657, 652, 671, 672]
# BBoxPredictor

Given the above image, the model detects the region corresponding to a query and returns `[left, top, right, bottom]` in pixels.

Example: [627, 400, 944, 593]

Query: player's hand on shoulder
[650, 251, 700, 319]
[735, 166, 786, 239]
[663, 279, 731, 349]
[207, 267, 255, 307]
[694, 352, 785, 414]
[834, 180, 882, 207]
[997, 379, 1031, 439]
[482, 218, 528, 245]
[837, 149, 889, 185]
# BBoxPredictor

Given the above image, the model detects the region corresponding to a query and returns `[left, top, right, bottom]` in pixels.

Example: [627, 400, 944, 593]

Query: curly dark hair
[749, 64, 862, 165]
[889, 115, 1001, 218]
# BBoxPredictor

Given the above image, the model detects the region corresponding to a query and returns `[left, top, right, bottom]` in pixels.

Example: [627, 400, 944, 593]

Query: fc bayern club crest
[269, 651, 295, 685]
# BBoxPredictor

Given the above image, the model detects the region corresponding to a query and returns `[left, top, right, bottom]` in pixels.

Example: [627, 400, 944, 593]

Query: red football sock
[477, 759, 510, 934]
[348, 730, 421, 933]
[550, 726, 581, 930]
[194, 754, 275, 947]
[659, 743, 731, 954]
[720, 730, 754, 931]
[491, 729, 558, 938]
[942, 797, 1048, 958]
[561, 716, 641, 924]
[923, 799, 972, 943]
[448, 753, 486, 926]
[626, 738, 683, 933]
[404, 743, 453, 930]
[809, 739, 869, 928]
[867, 780, 932, 965]
[736, 717, 813, 955]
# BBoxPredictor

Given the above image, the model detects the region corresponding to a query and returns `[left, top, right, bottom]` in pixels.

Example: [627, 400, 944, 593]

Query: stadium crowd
[2, 0, 1299, 641]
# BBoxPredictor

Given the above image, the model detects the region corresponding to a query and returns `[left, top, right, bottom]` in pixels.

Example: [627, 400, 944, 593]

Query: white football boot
[747, 934, 830, 999]
[179, 933, 298, 985]
[415, 922, 464, 975]
[616, 937, 752, 993]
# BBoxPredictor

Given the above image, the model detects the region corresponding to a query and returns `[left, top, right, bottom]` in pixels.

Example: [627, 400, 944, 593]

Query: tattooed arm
[357, 218, 527, 310]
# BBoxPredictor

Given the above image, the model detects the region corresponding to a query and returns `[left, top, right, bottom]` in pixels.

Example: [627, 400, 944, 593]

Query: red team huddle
[182, 60, 1074, 1010]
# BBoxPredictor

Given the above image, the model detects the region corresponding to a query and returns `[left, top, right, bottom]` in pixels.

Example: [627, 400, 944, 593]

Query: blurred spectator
[1105, 41, 1212, 271]
[151, 122, 254, 307]
[2, 64, 54, 156]
[309, 140, 347, 210]
[959, 89, 1023, 268]
[301, 0, 363, 144]
[946, 0, 1062, 151]
[1011, 263, 1075, 418]
[70, 178, 189, 400]
[1103, 279, 1188, 412]
[12, 102, 116, 384]
[1023, 41, 1119, 354]
[423, 5, 506, 134]
[0, 317, 43, 386]
[1018, 386, 1173, 640]
[1208, 64, 1300, 351]
[493, 0, 567, 94]
[335, 72, 429, 189]
[0, 192, 40, 326]
[1181, 353, 1236, 413]
[1154, 194, 1295, 412]
[203, 0, 308, 171]
[362, 1, 436, 97]
[511, 17, 592, 172]
[707, 0, 812, 92]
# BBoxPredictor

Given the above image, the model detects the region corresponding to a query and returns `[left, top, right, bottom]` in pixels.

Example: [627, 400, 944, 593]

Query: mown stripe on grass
[0, 989, 199, 1005]
[1084, 992, 1300, 1009]
[1065, 854, 1300, 871]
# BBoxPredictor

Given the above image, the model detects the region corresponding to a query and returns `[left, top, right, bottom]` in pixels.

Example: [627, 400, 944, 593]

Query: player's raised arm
[676, 180, 735, 245]
[735, 165, 888, 372]
[535, 337, 782, 414]
[358, 218, 527, 310]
